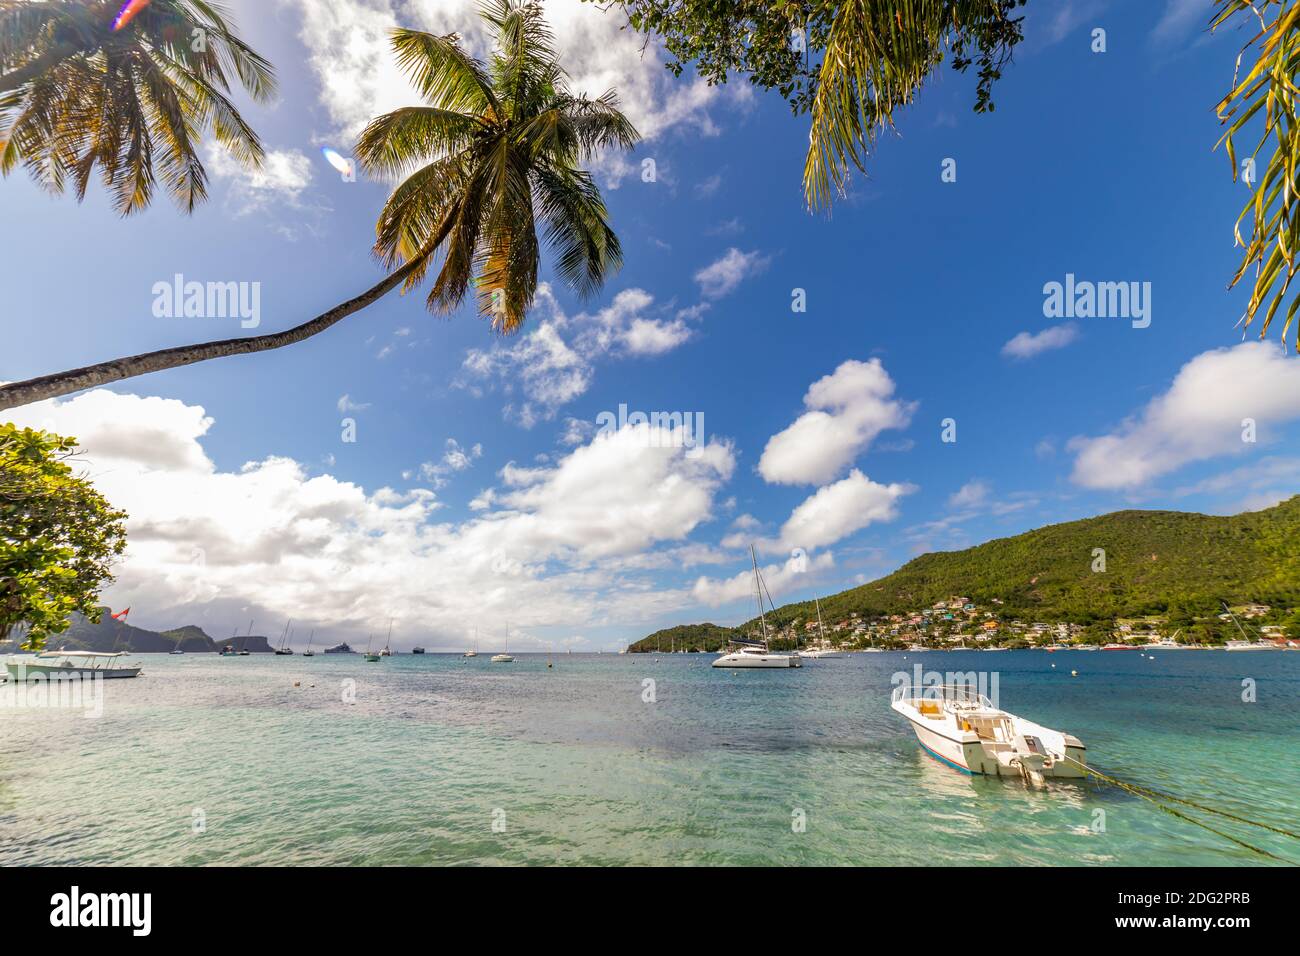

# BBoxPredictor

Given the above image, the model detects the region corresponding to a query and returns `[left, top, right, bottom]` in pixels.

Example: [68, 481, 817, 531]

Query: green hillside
[628, 622, 736, 653]
[632, 497, 1300, 649]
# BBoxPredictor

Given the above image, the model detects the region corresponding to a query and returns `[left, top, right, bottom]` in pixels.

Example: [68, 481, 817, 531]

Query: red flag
[111, 607, 131, 621]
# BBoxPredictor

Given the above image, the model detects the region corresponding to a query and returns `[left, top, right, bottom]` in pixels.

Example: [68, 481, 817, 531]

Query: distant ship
[323, 643, 355, 654]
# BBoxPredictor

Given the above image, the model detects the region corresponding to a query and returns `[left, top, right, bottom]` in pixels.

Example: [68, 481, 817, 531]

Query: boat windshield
[892, 683, 993, 709]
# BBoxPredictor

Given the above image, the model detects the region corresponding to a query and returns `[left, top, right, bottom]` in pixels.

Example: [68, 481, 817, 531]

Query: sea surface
[1, 650, 1297, 866]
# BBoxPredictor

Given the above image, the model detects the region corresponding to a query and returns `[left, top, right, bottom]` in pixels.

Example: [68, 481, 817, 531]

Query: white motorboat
[891, 684, 1086, 784]
[3, 650, 142, 681]
[712, 547, 800, 669]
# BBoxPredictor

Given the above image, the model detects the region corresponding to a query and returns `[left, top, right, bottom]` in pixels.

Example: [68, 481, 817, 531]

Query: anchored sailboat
[275, 620, 295, 655]
[491, 622, 514, 663]
[713, 547, 801, 669]
[799, 594, 843, 658]
[302, 629, 315, 657]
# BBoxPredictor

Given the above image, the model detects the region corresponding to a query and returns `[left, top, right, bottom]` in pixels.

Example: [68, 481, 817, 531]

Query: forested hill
[762, 496, 1300, 629]
[630, 497, 1300, 649]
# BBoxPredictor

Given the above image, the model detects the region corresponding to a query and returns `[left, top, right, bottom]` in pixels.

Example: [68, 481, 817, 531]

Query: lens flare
[111, 0, 152, 32]
[321, 147, 354, 177]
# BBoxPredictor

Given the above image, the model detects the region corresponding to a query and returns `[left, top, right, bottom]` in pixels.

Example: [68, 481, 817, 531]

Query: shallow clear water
[1, 650, 1296, 865]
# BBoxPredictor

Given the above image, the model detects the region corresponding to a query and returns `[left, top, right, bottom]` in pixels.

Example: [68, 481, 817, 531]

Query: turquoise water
[1, 650, 1296, 866]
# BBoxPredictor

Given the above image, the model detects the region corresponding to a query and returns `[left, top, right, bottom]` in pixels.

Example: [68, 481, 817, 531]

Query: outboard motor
[1014, 734, 1050, 786]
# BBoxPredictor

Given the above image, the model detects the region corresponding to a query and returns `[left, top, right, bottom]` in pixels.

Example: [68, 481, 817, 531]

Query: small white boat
[491, 623, 514, 662]
[891, 684, 1086, 784]
[799, 594, 842, 658]
[3, 650, 142, 681]
[1225, 640, 1278, 651]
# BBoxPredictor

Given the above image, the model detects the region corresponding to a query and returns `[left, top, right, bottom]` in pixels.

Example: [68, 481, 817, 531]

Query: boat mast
[814, 593, 826, 649]
[385, 618, 393, 653]
[305, 629, 314, 651]
[751, 545, 769, 648]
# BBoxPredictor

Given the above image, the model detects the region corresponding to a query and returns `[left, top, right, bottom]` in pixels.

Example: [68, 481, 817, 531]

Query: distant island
[0, 609, 276, 654]
[629, 497, 1300, 652]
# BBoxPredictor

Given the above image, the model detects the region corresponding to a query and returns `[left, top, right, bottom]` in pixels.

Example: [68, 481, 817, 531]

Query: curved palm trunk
[0, 259, 421, 412]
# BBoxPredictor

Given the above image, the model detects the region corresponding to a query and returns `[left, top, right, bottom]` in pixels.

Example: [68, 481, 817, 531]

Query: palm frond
[390, 28, 498, 117]
[1214, 0, 1300, 351]
[356, 106, 482, 178]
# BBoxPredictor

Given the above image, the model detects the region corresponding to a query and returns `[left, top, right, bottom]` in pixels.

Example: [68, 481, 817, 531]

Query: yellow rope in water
[1063, 757, 1298, 865]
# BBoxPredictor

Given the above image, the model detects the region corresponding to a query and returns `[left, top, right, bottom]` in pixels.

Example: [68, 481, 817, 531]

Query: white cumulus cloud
[7, 390, 735, 648]
[1001, 323, 1079, 360]
[759, 359, 916, 486]
[1069, 342, 1300, 489]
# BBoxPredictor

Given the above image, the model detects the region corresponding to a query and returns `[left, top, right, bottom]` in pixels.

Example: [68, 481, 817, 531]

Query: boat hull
[892, 699, 1086, 779]
[2, 662, 141, 680]
[712, 653, 800, 668]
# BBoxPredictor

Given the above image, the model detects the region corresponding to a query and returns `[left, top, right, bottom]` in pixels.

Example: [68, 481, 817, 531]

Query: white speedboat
[891, 684, 1086, 785]
[3, 650, 142, 680]
[799, 646, 842, 658]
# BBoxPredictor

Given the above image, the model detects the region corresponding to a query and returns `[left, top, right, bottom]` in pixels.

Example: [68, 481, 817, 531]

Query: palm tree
[0, 0, 639, 411]
[0, 0, 275, 214]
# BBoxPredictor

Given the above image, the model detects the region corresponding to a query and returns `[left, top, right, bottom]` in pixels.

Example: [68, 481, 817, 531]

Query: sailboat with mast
[363, 631, 381, 662]
[275, 620, 295, 655]
[712, 547, 802, 669]
[464, 627, 478, 658]
[491, 623, 514, 663]
[800, 595, 843, 658]
[302, 629, 315, 657]
[379, 620, 393, 657]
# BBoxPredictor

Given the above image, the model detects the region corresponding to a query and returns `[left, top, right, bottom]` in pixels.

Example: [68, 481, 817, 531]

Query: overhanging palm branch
[0, 0, 275, 214]
[0, 0, 639, 412]
[803, 0, 1022, 211]
[1215, 0, 1300, 352]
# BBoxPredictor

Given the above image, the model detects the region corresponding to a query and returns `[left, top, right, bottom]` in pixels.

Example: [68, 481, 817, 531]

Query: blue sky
[4, 0, 1299, 651]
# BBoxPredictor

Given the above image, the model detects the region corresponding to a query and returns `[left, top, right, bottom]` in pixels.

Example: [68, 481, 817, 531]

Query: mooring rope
[1061, 756, 1298, 864]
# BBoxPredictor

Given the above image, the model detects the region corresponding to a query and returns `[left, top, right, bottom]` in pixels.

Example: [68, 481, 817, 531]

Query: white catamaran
[712, 547, 801, 669]
[891, 684, 1086, 785]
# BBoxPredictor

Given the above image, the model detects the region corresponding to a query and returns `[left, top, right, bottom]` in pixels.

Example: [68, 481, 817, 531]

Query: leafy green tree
[0, 0, 275, 214]
[1284, 611, 1300, 639]
[0, 424, 128, 650]
[0, 0, 639, 411]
